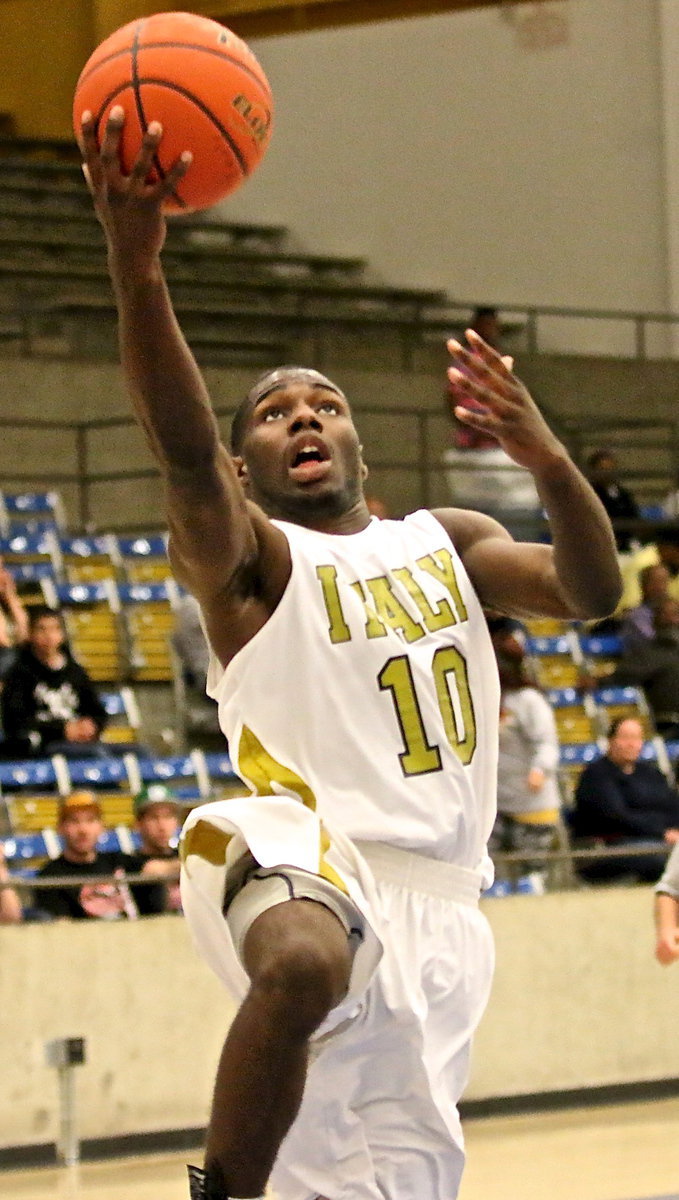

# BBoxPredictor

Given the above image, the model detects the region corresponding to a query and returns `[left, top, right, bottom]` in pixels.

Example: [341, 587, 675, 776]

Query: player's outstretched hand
[79, 106, 192, 268]
[447, 330, 564, 474]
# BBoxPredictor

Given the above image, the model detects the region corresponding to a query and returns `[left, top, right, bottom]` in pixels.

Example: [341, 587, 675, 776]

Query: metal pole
[57, 1063, 79, 1166]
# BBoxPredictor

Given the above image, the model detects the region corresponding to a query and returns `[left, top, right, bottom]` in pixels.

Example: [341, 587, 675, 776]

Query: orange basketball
[73, 11, 273, 213]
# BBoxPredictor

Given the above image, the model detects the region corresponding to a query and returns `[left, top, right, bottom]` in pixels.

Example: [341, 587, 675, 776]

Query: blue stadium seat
[594, 685, 642, 706]
[580, 634, 623, 656]
[0, 759, 58, 789]
[545, 687, 583, 707]
[559, 743, 602, 766]
[526, 635, 574, 655]
[64, 756, 131, 789]
[203, 752, 238, 783]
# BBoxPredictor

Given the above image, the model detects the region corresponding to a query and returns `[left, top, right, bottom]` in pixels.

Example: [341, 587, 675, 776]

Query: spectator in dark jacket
[586, 449, 640, 553]
[605, 597, 679, 739]
[572, 716, 679, 882]
[0, 606, 109, 758]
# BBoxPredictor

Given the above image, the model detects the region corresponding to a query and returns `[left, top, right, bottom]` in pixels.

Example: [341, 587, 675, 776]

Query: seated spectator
[125, 784, 182, 915]
[33, 791, 139, 920]
[603, 597, 679, 739]
[617, 529, 679, 613]
[0, 842, 22, 924]
[654, 839, 679, 964]
[619, 563, 670, 648]
[571, 717, 679, 883]
[586, 448, 640, 554]
[0, 559, 28, 682]
[0, 605, 109, 758]
[172, 593, 222, 743]
[489, 640, 561, 894]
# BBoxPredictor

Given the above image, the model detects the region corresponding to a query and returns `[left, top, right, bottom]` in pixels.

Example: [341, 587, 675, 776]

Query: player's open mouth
[288, 438, 331, 483]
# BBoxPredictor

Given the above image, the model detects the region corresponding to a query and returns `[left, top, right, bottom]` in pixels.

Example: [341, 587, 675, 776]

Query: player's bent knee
[248, 914, 351, 1032]
[225, 865, 361, 1031]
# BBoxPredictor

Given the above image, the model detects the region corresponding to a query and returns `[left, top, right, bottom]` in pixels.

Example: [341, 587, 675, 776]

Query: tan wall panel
[0, 887, 676, 1150]
[87, 476, 167, 531]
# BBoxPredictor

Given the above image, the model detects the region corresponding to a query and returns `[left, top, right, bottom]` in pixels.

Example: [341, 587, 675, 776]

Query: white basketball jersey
[206, 510, 500, 871]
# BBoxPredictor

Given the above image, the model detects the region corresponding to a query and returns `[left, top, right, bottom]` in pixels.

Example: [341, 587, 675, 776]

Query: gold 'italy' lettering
[350, 579, 388, 639]
[316, 565, 352, 643]
[391, 566, 456, 633]
[364, 575, 425, 643]
[417, 549, 468, 622]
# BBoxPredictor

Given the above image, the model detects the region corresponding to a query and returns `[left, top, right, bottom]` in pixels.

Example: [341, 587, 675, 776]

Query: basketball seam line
[93, 75, 252, 183]
[76, 40, 272, 106]
[130, 20, 185, 209]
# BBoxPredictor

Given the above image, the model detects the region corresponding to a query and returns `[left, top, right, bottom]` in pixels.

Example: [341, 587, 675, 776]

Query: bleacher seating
[41, 579, 124, 683]
[60, 533, 120, 584]
[119, 581, 179, 682]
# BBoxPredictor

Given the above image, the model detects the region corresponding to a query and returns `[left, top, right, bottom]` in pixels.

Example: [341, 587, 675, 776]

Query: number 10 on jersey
[378, 646, 477, 776]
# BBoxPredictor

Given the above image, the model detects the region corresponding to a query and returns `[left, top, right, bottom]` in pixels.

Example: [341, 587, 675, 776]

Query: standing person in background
[489, 634, 561, 894]
[654, 839, 679, 964]
[586, 449, 641, 554]
[81, 108, 621, 1200]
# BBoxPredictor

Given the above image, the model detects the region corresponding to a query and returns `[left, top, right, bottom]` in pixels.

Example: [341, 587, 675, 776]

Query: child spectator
[0, 605, 109, 758]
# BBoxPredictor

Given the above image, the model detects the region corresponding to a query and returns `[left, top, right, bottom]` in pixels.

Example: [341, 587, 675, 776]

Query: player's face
[138, 804, 179, 854]
[60, 809, 103, 860]
[237, 376, 366, 521]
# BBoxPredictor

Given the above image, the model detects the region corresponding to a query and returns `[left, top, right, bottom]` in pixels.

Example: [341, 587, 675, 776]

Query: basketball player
[80, 108, 622, 1200]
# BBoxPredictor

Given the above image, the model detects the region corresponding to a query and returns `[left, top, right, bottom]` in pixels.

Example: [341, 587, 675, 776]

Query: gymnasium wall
[0, 2, 669, 321]
[225, 0, 668, 319]
[1, 886, 675, 1150]
[2, 351, 677, 530]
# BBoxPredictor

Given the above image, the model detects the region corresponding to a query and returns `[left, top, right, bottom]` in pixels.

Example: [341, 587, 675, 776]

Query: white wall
[221, 0, 668, 316]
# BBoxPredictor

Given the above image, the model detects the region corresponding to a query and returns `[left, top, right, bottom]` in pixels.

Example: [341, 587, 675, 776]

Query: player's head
[230, 366, 368, 522]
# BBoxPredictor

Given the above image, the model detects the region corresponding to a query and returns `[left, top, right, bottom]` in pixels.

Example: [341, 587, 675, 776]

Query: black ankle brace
[186, 1164, 229, 1200]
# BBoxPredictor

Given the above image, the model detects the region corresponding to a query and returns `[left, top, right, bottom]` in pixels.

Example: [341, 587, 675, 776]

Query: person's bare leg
[202, 898, 352, 1198]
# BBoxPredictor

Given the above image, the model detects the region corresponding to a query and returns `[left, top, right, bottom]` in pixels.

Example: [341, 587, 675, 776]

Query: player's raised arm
[79, 109, 290, 660]
[436, 332, 622, 620]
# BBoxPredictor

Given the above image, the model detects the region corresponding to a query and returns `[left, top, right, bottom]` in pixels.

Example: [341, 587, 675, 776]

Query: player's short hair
[230, 365, 346, 455]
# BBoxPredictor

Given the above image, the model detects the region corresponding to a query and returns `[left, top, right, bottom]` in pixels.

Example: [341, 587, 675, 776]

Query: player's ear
[232, 454, 247, 481]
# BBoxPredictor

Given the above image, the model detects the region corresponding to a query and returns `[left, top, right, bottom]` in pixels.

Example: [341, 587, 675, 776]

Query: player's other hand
[79, 107, 192, 269]
[655, 931, 679, 965]
[447, 330, 565, 474]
